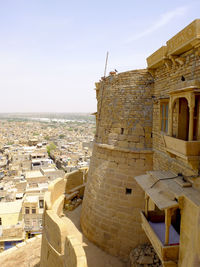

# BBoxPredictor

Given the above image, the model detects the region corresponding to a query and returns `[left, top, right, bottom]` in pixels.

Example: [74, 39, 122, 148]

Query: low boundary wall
[40, 169, 88, 267]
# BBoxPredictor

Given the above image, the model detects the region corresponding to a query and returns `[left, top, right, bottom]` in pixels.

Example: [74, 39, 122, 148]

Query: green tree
[46, 142, 56, 156]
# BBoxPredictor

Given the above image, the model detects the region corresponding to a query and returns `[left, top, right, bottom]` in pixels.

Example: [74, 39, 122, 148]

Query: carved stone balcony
[141, 211, 179, 267]
[164, 135, 200, 168]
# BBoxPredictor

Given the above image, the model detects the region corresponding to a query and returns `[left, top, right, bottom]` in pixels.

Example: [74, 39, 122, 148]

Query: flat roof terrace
[25, 171, 44, 179]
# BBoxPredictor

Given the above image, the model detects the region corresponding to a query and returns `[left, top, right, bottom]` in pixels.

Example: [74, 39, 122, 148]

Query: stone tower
[81, 69, 154, 258]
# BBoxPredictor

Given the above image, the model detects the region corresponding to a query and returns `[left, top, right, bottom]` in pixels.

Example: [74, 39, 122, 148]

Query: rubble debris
[129, 244, 162, 267]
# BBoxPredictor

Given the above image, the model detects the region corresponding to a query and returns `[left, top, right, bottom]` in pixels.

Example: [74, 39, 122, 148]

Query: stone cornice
[147, 19, 200, 70]
[167, 19, 200, 55]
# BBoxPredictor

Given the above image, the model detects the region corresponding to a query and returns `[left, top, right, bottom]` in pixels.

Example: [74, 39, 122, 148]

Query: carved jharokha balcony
[141, 211, 179, 266]
[164, 135, 200, 168]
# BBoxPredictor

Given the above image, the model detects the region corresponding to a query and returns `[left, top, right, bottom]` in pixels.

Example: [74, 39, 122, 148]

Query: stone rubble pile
[129, 244, 162, 267]
[65, 197, 82, 211]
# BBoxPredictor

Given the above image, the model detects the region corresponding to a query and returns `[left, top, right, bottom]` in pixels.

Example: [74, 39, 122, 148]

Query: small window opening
[28, 233, 35, 239]
[39, 200, 44, 209]
[0, 218, 2, 225]
[181, 76, 185, 81]
[121, 128, 124, 134]
[126, 188, 132, 194]
[25, 207, 30, 214]
[32, 208, 36, 214]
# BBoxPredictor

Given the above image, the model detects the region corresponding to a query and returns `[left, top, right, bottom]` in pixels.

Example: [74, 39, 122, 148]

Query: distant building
[0, 200, 24, 251]
[22, 195, 44, 238]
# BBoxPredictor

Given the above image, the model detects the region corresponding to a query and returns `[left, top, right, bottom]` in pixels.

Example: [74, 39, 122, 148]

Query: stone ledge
[169, 80, 200, 93]
[95, 142, 153, 154]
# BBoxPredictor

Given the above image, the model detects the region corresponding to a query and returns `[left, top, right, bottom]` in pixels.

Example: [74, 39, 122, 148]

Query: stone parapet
[40, 171, 87, 267]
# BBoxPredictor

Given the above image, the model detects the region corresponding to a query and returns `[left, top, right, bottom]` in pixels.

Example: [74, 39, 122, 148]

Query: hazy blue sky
[0, 0, 199, 113]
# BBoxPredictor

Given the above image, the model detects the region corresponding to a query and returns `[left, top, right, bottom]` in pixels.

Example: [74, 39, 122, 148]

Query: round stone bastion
[81, 69, 154, 258]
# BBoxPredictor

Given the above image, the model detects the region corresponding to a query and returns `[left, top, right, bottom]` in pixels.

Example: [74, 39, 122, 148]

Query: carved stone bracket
[175, 57, 185, 66]
[148, 68, 156, 78]
[164, 58, 172, 70]
[194, 46, 200, 57]
[168, 55, 178, 68]
[165, 55, 186, 70]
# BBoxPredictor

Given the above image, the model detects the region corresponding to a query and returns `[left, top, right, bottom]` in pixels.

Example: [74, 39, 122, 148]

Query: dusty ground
[63, 205, 126, 267]
[0, 236, 41, 267]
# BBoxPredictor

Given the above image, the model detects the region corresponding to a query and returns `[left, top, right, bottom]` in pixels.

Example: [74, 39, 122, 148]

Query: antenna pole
[104, 52, 109, 77]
